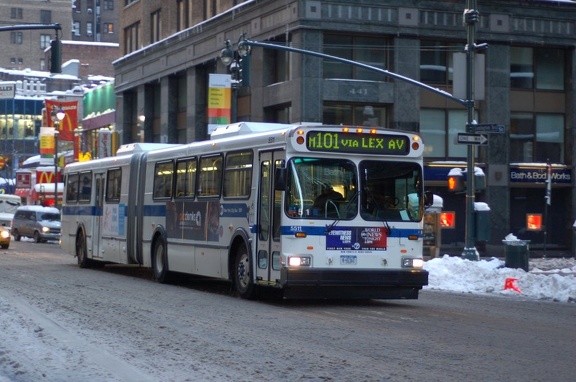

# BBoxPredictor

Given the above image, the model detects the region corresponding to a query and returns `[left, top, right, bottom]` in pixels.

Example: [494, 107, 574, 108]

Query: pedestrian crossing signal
[447, 175, 464, 192]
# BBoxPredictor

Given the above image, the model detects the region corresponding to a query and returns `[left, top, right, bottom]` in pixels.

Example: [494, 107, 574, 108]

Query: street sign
[470, 123, 505, 133]
[457, 132, 488, 145]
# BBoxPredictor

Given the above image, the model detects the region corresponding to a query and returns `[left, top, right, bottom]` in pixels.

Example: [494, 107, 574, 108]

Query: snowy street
[1, 240, 575, 381]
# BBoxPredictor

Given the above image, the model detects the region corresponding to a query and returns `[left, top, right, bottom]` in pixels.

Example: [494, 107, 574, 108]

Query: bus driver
[313, 184, 343, 212]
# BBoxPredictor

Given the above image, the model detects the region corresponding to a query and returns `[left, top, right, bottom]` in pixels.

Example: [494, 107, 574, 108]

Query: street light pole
[462, 1, 480, 260]
[53, 106, 65, 208]
[54, 129, 59, 207]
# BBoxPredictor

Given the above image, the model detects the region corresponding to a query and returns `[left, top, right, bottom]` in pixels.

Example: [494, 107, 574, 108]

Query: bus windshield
[360, 161, 424, 222]
[286, 157, 358, 219]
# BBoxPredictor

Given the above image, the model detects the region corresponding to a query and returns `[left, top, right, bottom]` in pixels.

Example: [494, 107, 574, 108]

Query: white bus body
[61, 123, 429, 299]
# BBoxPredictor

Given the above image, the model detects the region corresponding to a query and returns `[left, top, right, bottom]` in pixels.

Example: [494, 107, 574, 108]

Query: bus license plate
[340, 255, 357, 265]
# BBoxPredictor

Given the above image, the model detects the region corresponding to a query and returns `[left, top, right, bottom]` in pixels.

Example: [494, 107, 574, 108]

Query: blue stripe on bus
[280, 225, 422, 238]
[143, 204, 167, 216]
[62, 205, 100, 216]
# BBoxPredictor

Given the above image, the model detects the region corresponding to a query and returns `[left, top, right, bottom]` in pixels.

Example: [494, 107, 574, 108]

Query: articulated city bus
[61, 122, 429, 299]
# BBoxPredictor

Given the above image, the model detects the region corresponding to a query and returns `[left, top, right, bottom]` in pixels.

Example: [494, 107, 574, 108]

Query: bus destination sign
[306, 131, 410, 155]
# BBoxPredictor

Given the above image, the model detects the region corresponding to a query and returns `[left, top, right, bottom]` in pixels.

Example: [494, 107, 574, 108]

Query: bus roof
[116, 143, 178, 155]
[210, 122, 312, 140]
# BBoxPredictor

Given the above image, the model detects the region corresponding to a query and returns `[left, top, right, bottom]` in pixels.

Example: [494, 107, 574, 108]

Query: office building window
[124, 22, 140, 55]
[177, 0, 193, 31]
[40, 34, 51, 49]
[323, 103, 387, 127]
[510, 113, 564, 163]
[323, 34, 388, 80]
[103, 0, 114, 10]
[10, 32, 23, 45]
[151, 10, 162, 43]
[73, 22, 81, 36]
[40, 10, 51, 24]
[511, 47, 564, 90]
[104, 23, 114, 34]
[11, 8, 23, 19]
[87, 22, 93, 37]
[420, 41, 460, 85]
[420, 109, 478, 159]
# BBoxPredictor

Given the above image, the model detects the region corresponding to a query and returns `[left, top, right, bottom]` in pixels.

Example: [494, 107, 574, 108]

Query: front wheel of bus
[152, 238, 170, 284]
[234, 244, 258, 299]
[76, 232, 91, 268]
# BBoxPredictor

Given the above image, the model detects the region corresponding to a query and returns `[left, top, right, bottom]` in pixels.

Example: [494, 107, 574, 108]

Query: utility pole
[462, 1, 480, 260]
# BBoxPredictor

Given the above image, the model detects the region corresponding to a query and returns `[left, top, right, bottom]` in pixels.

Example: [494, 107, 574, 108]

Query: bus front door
[255, 151, 284, 288]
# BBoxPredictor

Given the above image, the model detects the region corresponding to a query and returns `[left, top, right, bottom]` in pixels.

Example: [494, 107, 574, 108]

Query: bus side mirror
[274, 167, 286, 190]
[424, 190, 433, 208]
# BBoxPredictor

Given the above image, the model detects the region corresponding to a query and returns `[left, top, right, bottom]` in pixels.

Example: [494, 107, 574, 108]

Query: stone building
[113, 0, 576, 254]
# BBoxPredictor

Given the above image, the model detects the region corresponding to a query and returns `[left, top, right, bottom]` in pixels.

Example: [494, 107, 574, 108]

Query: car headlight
[42, 227, 50, 233]
[0, 230, 9, 239]
[402, 257, 424, 269]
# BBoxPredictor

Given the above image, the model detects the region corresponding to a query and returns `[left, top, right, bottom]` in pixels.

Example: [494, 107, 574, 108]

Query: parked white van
[0, 194, 22, 228]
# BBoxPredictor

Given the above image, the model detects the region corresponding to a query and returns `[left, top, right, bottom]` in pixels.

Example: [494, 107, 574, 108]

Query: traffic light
[447, 173, 464, 192]
[50, 39, 62, 74]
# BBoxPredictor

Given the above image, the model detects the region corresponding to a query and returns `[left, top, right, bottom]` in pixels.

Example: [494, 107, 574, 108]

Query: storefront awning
[82, 111, 115, 131]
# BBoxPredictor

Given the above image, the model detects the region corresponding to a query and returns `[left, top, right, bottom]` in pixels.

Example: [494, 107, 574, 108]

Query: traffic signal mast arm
[0, 23, 62, 73]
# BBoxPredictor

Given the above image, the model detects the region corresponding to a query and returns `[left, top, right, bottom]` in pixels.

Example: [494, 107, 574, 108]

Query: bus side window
[153, 161, 174, 199]
[79, 172, 92, 202]
[224, 150, 253, 198]
[66, 173, 79, 203]
[175, 158, 197, 198]
[106, 168, 122, 202]
[198, 155, 222, 197]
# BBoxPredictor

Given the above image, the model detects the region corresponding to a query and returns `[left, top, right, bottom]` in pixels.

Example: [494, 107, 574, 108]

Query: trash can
[502, 239, 530, 271]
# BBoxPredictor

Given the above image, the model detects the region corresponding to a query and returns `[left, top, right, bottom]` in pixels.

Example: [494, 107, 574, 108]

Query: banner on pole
[207, 74, 231, 135]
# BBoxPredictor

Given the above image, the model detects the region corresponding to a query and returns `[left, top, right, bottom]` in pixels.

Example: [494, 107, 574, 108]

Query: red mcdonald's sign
[44, 99, 79, 141]
[37, 169, 58, 184]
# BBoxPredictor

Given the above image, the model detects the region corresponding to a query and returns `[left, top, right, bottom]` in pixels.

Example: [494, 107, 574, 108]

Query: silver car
[11, 206, 61, 243]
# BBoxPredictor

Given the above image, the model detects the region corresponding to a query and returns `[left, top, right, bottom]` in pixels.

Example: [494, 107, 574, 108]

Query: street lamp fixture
[218, 34, 251, 122]
[53, 106, 65, 208]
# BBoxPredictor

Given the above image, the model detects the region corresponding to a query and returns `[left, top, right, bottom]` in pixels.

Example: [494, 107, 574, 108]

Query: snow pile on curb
[424, 255, 576, 303]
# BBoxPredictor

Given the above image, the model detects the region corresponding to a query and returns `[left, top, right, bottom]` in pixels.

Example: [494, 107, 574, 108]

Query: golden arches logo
[37, 171, 55, 184]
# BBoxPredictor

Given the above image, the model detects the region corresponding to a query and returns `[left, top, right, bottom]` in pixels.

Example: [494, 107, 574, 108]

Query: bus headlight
[402, 257, 424, 269]
[288, 256, 311, 267]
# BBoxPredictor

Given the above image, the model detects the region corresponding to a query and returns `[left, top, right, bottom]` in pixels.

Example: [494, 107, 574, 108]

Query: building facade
[113, 0, 576, 254]
[72, 0, 119, 44]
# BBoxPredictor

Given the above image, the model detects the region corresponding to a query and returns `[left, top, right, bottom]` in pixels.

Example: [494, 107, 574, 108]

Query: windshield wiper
[325, 191, 358, 233]
[363, 186, 392, 235]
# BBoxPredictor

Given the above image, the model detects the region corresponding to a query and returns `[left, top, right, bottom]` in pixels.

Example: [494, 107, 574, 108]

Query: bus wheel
[234, 244, 257, 299]
[152, 238, 170, 283]
[76, 233, 91, 268]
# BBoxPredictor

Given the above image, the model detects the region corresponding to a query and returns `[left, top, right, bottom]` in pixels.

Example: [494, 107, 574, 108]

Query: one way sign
[457, 133, 488, 145]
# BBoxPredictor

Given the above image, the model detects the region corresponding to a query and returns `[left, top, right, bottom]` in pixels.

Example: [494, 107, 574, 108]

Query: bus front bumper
[279, 268, 429, 300]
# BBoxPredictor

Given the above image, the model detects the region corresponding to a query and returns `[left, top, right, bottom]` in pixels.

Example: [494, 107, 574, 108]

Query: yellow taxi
[0, 225, 10, 249]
